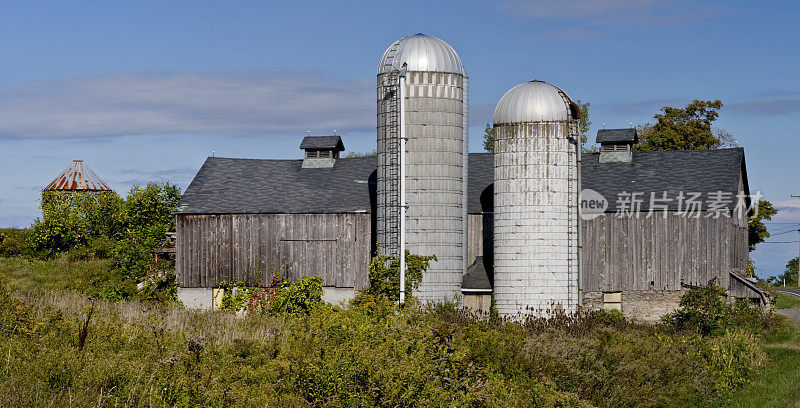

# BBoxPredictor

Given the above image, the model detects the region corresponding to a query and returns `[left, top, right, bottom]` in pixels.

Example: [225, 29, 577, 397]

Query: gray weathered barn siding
[466, 209, 749, 296]
[176, 213, 370, 289]
[467, 214, 483, 267]
[581, 211, 748, 292]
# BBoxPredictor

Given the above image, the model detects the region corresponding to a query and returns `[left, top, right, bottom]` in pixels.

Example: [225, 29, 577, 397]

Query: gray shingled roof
[174, 148, 746, 215]
[582, 148, 746, 212]
[596, 128, 637, 144]
[463, 256, 492, 291]
[174, 156, 375, 214]
[300, 136, 344, 151]
[468, 153, 494, 214]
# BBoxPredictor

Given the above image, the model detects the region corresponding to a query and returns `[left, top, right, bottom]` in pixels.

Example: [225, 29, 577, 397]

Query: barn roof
[463, 256, 492, 291]
[44, 160, 112, 192]
[582, 147, 747, 212]
[299, 135, 344, 151]
[174, 148, 747, 215]
[596, 128, 637, 144]
[173, 156, 376, 214]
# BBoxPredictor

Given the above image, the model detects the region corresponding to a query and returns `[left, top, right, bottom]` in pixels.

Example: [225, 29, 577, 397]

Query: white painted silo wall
[377, 70, 467, 301]
[493, 122, 579, 316]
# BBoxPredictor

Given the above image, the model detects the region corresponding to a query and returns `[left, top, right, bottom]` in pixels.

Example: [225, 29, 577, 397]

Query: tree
[767, 257, 798, 287]
[32, 191, 124, 254]
[748, 200, 777, 251]
[482, 123, 495, 153]
[636, 100, 737, 151]
[344, 149, 377, 158]
[576, 100, 596, 153]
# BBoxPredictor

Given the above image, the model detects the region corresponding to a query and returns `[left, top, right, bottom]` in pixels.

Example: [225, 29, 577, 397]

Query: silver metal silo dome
[376, 34, 468, 302]
[492, 80, 581, 317]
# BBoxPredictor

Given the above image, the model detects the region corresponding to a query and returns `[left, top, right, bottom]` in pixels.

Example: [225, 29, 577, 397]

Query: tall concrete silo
[492, 80, 581, 317]
[376, 34, 468, 302]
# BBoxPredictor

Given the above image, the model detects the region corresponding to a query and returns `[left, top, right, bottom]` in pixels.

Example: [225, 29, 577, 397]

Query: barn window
[602, 291, 622, 311]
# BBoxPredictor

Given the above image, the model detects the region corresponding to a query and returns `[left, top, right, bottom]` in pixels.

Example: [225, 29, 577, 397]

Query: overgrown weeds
[0, 275, 780, 408]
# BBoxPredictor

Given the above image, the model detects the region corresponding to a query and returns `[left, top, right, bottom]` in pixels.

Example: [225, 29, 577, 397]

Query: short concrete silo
[492, 80, 581, 317]
[376, 34, 468, 301]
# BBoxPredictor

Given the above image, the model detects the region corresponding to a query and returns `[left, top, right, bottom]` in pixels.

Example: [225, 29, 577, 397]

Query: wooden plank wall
[581, 212, 748, 292]
[467, 214, 483, 267]
[176, 213, 371, 289]
[467, 213, 494, 269]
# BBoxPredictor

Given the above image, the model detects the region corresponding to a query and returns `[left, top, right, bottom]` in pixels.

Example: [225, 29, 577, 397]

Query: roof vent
[596, 128, 637, 163]
[300, 135, 344, 168]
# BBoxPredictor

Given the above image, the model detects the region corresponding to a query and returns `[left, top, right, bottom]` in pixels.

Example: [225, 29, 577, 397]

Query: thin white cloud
[0, 73, 374, 139]
[729, 98, 800, 117]
[506, 0, 661, 19]
[503, 0, 721, 40]
[772, 200, 800, 210]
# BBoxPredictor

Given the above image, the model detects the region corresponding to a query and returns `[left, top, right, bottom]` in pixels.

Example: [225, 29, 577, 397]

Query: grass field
[776, 291, 800, 310]
[0, 255, 794, 408]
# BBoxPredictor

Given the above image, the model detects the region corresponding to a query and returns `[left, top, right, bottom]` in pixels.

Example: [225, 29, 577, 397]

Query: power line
[770, 229, 800, 237]
[761, 240, 800, 244]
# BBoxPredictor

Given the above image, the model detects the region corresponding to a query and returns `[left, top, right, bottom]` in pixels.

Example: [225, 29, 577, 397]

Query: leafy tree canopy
[636, 100, 736, 151]
[767, 257, 798, 287]
[482, 123, 495, 153]
[747, 200, 777, 251]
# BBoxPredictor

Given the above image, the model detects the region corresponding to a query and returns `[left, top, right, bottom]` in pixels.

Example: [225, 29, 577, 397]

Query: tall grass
[775, 292, 800, 310]
[0, 256, 777, 407]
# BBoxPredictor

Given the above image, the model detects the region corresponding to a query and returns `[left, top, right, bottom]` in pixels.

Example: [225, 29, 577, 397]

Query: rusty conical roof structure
[44, 160, 112, 191]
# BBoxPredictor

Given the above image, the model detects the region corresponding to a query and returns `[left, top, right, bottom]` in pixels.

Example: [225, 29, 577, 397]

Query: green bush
[32, 191, 124, 255]
[268, 276, 323, 316]
[701, 330, 767, 392]
[219, 276, 323, 317]
[663, 283, 730, 336]
[217, 280, 254, 312]
[358, 248, 435, 302]
[0, 228, 34, 257]
[663, 283, 773, 337]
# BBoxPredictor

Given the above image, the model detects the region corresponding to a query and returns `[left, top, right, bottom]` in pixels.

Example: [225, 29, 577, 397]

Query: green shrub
[0, 228, 34, 257]
[268, 276, 323, 316]
[32, 191, 124, 255]
[218, 280, 254, 312]
[701, 330, 767, 391]
[219, 276, 323, 317]
[663, 283, 773, 337]
[663, 283, 731, 336]
[359, 247, 435, 302]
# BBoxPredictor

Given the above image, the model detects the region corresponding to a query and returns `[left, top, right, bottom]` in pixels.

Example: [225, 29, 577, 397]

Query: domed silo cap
[493, 80, 580, 125]
[378, 34, 465, 75]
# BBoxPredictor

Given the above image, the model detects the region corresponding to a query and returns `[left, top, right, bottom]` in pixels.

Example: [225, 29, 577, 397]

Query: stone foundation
[178, 286, 356, 311]
[583, 290, 686, 322]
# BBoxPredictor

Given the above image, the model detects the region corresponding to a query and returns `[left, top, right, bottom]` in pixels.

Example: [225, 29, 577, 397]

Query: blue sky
[1, 0, 798, 279]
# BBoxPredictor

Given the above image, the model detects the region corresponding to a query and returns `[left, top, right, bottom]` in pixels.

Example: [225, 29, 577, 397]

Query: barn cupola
[300, 135, 345, 168]
[597, 128, 637, 163]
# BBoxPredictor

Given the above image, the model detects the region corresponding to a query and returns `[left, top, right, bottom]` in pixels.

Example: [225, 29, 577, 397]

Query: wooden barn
[174, 134, 769, 319]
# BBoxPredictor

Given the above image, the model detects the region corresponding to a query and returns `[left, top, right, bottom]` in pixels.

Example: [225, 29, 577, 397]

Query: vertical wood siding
[176, 213, 371, 289]
[581, 212, 748, 291]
